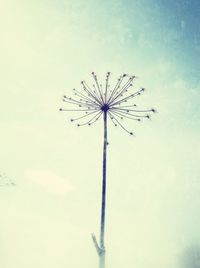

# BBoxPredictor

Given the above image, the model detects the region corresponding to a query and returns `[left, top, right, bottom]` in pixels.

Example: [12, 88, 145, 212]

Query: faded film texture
[0, 1, 200, 268]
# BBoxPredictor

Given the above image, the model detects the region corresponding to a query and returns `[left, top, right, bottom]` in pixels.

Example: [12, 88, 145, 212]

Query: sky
[0, 0, 200, 267]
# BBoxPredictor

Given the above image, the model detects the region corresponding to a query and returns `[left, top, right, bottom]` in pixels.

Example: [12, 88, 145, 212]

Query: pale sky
[0, 1, 200, 268]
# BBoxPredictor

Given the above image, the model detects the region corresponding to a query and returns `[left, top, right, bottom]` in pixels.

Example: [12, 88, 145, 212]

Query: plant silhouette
[60, 72, 155, 268]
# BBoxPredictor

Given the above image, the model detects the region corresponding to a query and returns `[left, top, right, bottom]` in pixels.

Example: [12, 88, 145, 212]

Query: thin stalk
[91, 111, 107, 267]
[99, 111, 107, 268]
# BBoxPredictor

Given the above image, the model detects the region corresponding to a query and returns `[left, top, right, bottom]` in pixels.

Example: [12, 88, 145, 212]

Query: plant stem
[99, 111, 107, 268]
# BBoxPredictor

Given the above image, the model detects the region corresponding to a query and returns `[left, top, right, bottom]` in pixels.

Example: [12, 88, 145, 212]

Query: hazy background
[0, 0, 200, 267]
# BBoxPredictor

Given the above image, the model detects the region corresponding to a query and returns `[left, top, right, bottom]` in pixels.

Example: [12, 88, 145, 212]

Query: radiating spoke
[77, 111, 103, 127]
[92, 72, 105, 104]
[60, 108, 98, 112]
[104, 72, 111, 104]
[107, 111, 117, 127]
[110, 109, 141, 121]
[112, 107, 154, 113]
[108, 111, 134, 135]
[108, 76, 135, 105]
[70, 110, 100, 122]
[63, 98, 98, 109]
[111, 108, 150, 119]
[107, 75, 124, 104]
[110, 88, 145, 107]
[73, 88, 100, 107]
[81, 81, 102, 105]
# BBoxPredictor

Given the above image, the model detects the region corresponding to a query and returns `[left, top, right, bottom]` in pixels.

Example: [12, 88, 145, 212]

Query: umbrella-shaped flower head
[60, 72, 156, 135]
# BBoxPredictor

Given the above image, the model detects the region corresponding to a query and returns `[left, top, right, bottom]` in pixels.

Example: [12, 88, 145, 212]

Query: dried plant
[60, 72, 155, 268]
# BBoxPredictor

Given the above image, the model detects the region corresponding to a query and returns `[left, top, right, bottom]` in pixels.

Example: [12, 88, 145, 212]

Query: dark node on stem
[101, 104, 110, 112]
[130, 132, 133, 135]
[107, 142, 109, 145]
[151, 108, 156, 113]
[77, 124, 80, 127]
[146, 115, 150, 119]
[70, 119, 74, 122]
[59, 108, 62, 111]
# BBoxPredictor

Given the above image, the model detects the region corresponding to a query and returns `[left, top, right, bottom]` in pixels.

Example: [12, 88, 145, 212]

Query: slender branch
[110, 109, 141, 121]
[71, 110, 99, 122]
[111, 107, 154, 113]
[107, 75, 124, 104]
[108, 76, 134, 105]
[91, 233, 105, 256]
[110, 88, 145, 107]
[82, 81, 102, 105]
[77, 111, 103, 126]
[92, 73, 105, 104]
[104, 72, 110, 104]
[108, 111, 134, 135]
[73, 88, 100, 106]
